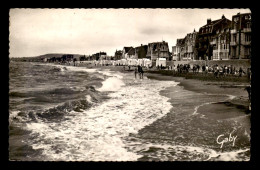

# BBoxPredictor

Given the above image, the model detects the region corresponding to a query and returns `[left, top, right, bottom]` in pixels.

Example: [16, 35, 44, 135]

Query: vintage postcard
[9, 8, 251, 161]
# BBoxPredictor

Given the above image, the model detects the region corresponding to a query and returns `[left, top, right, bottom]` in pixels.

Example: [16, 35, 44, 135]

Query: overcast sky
[9, 8, 251, 57]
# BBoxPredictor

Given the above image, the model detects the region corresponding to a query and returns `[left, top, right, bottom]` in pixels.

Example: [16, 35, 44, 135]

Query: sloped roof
[176, 38, 185, 46]
[115, 50, 122, 55]
[135, 45, 148, 52]
[127, 47, 135, 55]
[123, 47, 133, 53]
[199, 17, 231, 34]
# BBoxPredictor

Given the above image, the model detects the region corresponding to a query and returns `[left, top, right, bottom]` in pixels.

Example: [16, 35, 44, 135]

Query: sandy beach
[91, 64, 251, 160]
[73, 63, 251, 117]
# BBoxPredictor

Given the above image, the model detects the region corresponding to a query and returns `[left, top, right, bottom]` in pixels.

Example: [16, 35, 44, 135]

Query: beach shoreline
[49, 61, 251, 115]
[56, 62, 250, 115]
[11, 61, 251, 161]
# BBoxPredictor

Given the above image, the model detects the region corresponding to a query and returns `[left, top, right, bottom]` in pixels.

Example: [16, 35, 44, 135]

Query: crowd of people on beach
[163, 64, 252, 79]
[60, 60, 251, 81]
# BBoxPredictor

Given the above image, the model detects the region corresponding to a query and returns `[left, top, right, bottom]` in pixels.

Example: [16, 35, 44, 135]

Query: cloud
[9, 8, 251, 57]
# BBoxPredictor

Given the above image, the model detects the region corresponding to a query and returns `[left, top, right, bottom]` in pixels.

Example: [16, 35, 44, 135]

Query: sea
[9, 61, 251, 161]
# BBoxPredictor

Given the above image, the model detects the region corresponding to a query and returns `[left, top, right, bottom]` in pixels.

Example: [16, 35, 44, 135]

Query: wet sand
[55, 63, 251, 160]
[64, 63, 250, 117]
[134, 72, 250, 160]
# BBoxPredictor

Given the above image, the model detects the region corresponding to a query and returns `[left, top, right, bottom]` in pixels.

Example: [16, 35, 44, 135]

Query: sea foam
[25, 70, 178, 161]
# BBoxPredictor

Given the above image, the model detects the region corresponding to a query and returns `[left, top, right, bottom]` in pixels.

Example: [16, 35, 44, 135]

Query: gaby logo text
[216, 131, 237, 149]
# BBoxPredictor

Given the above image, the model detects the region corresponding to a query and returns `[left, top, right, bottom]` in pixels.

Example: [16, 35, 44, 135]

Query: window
[247, 22, 251, 28]
[233, 35, 237, 42]
[245, 34, 251, 42]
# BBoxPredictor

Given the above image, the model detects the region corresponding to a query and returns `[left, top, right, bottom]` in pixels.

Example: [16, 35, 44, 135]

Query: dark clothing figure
[247, 68, 251, 80]
[197, 65, 200, 73]
[192, 65, 196, 73]
[245, 86, 251, 101]
[239, 67, 243, 77]
[134, 68, 138, 79]
[138, 65, 144, 79]
[202, 65, 205, 72]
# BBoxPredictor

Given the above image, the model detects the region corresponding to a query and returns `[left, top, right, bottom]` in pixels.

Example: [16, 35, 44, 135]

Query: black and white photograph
[9, 8, 251, 161]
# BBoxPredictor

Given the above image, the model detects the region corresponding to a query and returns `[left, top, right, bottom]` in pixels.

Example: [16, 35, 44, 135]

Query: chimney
[207, 18, 211, 25]
[222, 14, 225, 19]
[141, 44, 143, 46]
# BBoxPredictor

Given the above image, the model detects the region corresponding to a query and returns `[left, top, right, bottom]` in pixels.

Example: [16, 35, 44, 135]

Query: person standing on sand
[216, 65, 219, 78]
[141, 67, 144, 79]
[247, 68, 251, 81]
[138, 65, 144, 79]
[205, 65, 208, 74]
[134, 68, 138, 79]
[245, 85, 251, 101]
[239, 67, 243, 77]
[202, 65, 205, 74]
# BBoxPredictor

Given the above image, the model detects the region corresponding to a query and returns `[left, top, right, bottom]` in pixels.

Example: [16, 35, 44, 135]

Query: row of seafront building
[91, 12, 251, 62]
[40, 12, 251, 64]
[172, 12, 251, 61]
[51, 41, 171, 63]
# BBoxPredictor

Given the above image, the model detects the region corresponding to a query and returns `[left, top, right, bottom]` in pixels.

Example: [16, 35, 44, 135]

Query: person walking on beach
[205, 65, 209, 74]
[245, 85, 251, 101]
[134, 68, 138, 79]
[216, 65, 219, 78]
[138, 65, 144, 79]
[192, 64, 196, 74]
[202, 65, 206, 74]
[73, 58, 77, 66]
[141, 68, 144, 79]
[239, 67, 243, 77]
[247, 67, 251, 81]
[140, 66, 144, 79]
[197, 65, 200, 74]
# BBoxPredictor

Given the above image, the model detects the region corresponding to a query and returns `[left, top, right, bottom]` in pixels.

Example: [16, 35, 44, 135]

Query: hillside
[10, 53, 84, 62]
